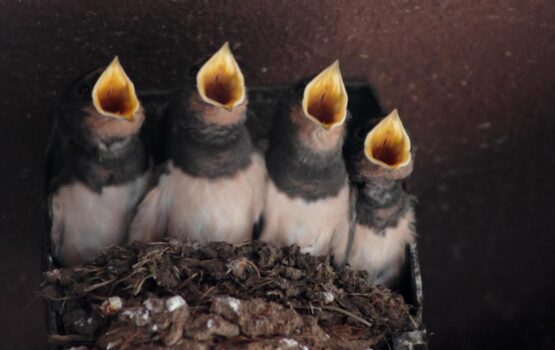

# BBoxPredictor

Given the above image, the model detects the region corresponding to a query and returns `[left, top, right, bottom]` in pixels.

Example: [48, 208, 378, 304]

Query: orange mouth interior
[92, 57, 138, 120]
[197, 42, 245, 110]
[302, 61, 348, 129]
[202, 73, 242, 106]
[364, 109, 412, 169]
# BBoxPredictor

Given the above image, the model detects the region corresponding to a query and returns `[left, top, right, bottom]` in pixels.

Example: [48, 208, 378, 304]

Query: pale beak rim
[91, 56, 139, 121]
[364, 109, 412, 169]
[301, 60, 348, 130]
[196, 42, 246, 110]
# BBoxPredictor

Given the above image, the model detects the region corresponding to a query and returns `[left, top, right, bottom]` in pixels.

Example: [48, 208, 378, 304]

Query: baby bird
[49, 57, 150, 266]
[260, 61, 351, 264]
[345, 109, 416, 287]
[129, 42, 266, 244]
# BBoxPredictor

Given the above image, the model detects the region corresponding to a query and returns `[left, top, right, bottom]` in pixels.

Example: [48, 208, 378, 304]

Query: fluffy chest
[348, 209, 416, 276]
[53, 174, 148, 238]
[161, 154, 267, 243]
[261, 180, 350, 256]
[51, 173, 149, 265]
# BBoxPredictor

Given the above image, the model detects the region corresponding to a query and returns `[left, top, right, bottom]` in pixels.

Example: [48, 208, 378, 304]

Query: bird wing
[333, 184, 358, 267]
[128, 185, 168, 243]
[48, 189, 64, 260]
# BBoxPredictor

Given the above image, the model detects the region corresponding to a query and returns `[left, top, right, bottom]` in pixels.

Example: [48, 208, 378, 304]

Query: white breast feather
[51, 173, 149, 266]
[131, 153, 267, 244]
[348, 209, 416, 286]
[260, 180, 350, 258]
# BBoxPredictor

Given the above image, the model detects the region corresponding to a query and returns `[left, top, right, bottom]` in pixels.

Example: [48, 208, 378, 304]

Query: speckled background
[1, 1, 554, 349]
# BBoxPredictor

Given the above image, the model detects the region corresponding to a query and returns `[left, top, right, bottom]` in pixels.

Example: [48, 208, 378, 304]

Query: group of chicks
[49, 42, 415, 287]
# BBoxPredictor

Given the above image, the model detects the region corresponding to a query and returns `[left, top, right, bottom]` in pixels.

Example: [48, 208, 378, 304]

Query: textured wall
[0, 1, 554, 349]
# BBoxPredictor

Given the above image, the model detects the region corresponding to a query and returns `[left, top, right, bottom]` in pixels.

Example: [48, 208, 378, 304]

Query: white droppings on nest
[109, 296, 123, 308]
[122, 308, 150, 323]
[185, 240, 201, 250]
[122, 310, 134, 318]
[165, 295, 187, 312]
[87, 317, 93, 325]
[207, 318, 215, 329]
[322, 291, 334, 304]
[101, 296, 123, 315]
[141, 310, 149, 320]
[151, 324, 159, 332]
[280, 338, 299, 348]
[106, 342, 116, 350]
[168, 238, 180, 245]
[144, 299, 155, 311]
[224, 296, 241, 313]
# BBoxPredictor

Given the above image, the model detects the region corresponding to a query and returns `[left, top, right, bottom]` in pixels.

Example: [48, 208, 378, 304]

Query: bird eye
[77, 84, 91, 97]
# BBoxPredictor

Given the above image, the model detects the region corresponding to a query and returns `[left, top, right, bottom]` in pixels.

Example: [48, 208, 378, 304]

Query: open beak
[196, 42, 246, 111]
[302, 60, 348, 130]
[364, 109, 412, 169]
[92, 56, 139, 121]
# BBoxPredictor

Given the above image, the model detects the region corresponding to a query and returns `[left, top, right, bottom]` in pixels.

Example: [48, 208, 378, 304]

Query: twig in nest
[197, 286, 217, 305]
[347, 291, 378, 297]
[43, 295, 82, 302]
[322, 305, 373, 328]
[246, 280, 273, 294]
[119, 330, 144, 350]
[408, 314, 419, 330]
[48, 334, 94, 345]
[246, 259, 261, 278]
[84, 278, 117, 293]
[177, 272, 199, 290]
[295, 304, 373, 328]
[133, 274, 154, 295]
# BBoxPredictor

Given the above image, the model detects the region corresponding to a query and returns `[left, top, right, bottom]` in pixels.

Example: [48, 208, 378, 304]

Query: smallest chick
[346, 109, 416, 287]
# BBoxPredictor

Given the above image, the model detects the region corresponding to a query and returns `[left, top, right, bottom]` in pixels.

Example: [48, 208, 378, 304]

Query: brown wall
[1, 1, 554, 349]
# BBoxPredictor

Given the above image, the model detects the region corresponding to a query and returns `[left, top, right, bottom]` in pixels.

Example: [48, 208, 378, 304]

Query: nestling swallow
[344, 109, 416, 287]
[129, 42, 266, 244]
[260, 61, 351, 263]
[49, 57, 150, 266]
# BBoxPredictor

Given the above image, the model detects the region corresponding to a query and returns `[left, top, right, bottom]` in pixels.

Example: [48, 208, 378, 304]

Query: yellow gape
[302, 60, 348, 130]
[92, 56, 139, 121]
[196, 42, 246, 111]
[364, 109, 412, 169]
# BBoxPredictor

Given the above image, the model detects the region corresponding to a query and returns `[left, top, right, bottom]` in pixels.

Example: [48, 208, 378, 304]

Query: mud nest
[42, 240, 417, 350]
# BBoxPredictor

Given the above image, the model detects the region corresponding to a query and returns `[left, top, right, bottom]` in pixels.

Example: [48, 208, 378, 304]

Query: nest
[42, 240, 417, 349]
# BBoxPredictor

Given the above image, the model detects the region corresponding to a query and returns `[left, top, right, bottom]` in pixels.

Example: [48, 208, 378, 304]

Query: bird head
[187, 42, 247, 126]
[302, 60, 348, 130]
[283, 61, 349, 152]
[355, 109, 413, 181]
[91, 56, 140, 122]
[59, 57, 144, 143]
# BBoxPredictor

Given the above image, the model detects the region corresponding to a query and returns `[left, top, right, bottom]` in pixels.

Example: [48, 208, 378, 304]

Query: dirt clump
[43, 240, 416, 349]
